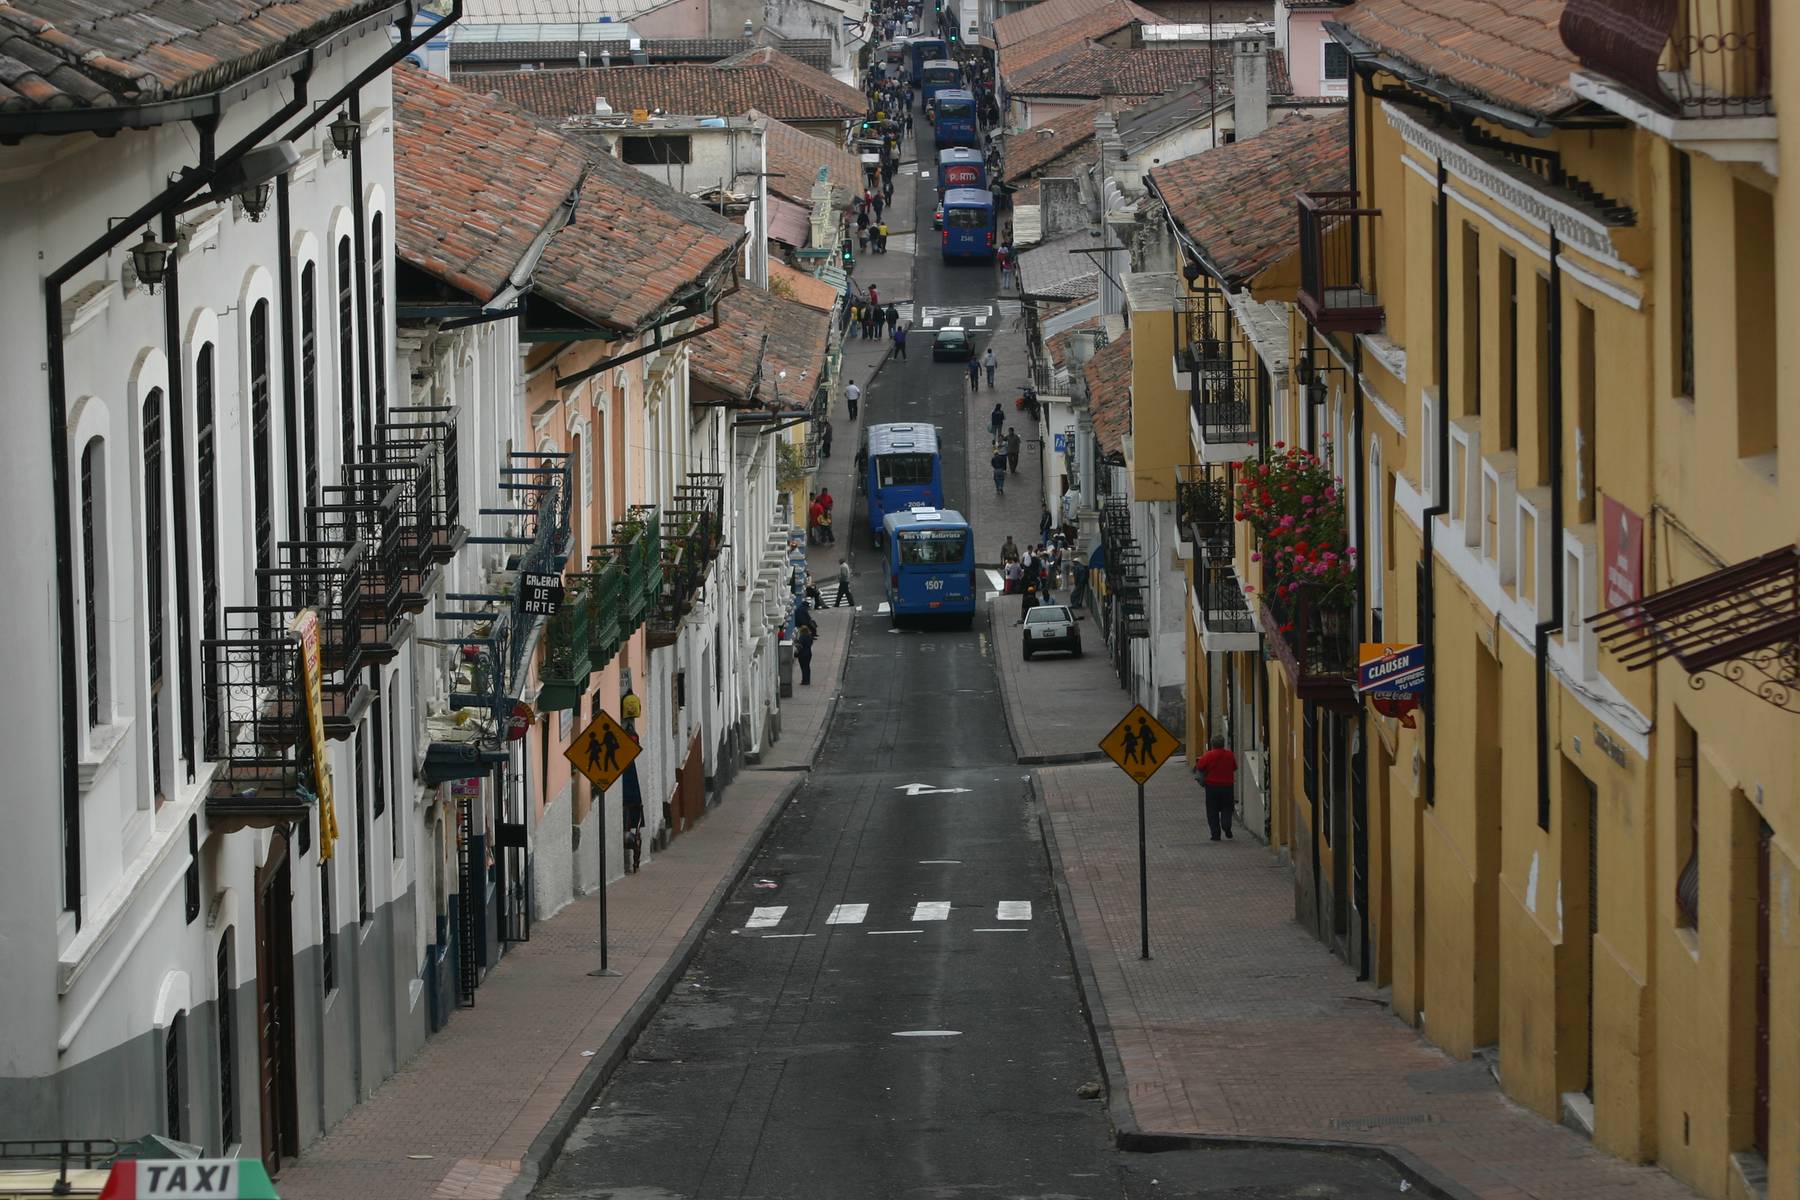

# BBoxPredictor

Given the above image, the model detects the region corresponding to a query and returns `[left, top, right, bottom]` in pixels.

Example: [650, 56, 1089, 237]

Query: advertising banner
[1358, 642, 1428, 727]
[291, 609, 338, 858]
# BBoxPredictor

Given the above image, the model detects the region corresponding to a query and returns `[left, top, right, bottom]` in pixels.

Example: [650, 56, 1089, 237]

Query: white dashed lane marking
[827, 903, 869, 925]
[996, 900, 1032, 921]
[746, 906, 787, 929]
[912, 901, 951, 922]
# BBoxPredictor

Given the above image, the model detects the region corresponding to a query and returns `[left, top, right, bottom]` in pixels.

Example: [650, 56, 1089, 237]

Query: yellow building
[1145, 1, 1796, 1195]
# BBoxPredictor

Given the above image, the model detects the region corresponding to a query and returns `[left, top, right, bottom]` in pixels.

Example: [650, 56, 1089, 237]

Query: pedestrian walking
[1071, 555, 1090, 610]
[1039, 505, 1052, 544]
[869, 284, 880, 309]
[989, 401, 1004, 439]
[1003, 557, 1022, 594]
[990, 444, 1008, 494]
[892, 323, 908, 359]
[877, 222, 889, 252]
[857, 225, 869, 253]
[808, 493, 824, 544]
[885, 302, 900, 330]
[983, 347, 997, 388]
[883, 178, 894, 207]
[805, 578, 825, 610]
[795, 620, 816, 685]
[835, 559, 855, 607]
[846, 302, 859, 338]
[819, 487, 836, 544]
[863, 307, 876, 339]
[845, 379, 861, 418]
[872, 304, 886, 338]
[1195, 735, 1238, 840]
[968, 356, 981, 391]
[820, 417, 833, 459]
[873, 194, 885, 221]
[1001, 535, 1019, 563]
[1005, 426, 1021, 473]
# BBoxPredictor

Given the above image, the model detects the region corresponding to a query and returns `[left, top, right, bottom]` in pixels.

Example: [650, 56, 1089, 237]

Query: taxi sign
[98, 1160, 278, 1200]
[1099, 704, 1181, 785]
[563, 708, 641, 792]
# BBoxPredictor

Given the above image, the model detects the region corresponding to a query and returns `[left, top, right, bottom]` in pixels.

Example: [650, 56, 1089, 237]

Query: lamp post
[328, 110, 362, 159]
[129, 229, 176, 294]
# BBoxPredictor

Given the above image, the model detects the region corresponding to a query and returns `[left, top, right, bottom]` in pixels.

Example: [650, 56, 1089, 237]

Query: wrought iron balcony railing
[1198, 562, 1256, 636]
[1258, 582, 1358, 706]
[256, 538, 374, 738]
[311, 482, 406, 665]
[1191, 366, 1257, 447]
[536, 579, 591, 712]
[585, 552, 627, 668]
[1297, 191, 1384, 335]
[1562, 0, 1772, 118]
[1176, 474, 1235, 562]
[201, 607, 315, 824]
[1173, 289, 1232, 390]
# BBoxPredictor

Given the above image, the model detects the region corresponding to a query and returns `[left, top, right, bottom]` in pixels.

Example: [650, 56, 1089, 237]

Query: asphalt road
[531, 110, 1418, 1200]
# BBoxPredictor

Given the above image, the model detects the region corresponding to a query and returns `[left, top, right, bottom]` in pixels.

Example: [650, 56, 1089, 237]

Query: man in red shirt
[1195, 734, 1237, 841]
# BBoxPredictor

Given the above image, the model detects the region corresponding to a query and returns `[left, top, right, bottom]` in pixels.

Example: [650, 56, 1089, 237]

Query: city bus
[936, 147, 986, 196]
[883, 507, 976, 625]
[940, 187, 996, 260]
[865, 422, 944, 543]
[921, 59, 963, 107]
[931, 88, 979, 147]
[908, 36, 948, 85]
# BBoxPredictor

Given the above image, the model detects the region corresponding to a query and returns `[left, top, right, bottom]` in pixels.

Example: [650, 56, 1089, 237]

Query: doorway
[1754, 818, 1772, 1156]
[253, 840, 298, 1175]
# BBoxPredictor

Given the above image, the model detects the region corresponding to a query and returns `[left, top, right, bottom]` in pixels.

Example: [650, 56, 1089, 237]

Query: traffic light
[841, 239, 854, 268]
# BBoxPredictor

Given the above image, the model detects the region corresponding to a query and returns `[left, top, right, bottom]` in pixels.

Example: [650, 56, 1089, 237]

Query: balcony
[257, 536, 375, 738]
[647, 479, 726, 648]
[200, 608, 319, 828]
[536, 579, 590, 712]
[1099, 495, 1150, 654]
[1190, 367, 1258, 463]
[1171, 290, 1230, 393]
[1195, 562, 1259, 653]
[1176, 471, 1235, 561]
[585, 552, 627, 668]
[1296, 191, 1384, 336]
[311, 482, 406, 666]
[1258, 583, 1358, 709]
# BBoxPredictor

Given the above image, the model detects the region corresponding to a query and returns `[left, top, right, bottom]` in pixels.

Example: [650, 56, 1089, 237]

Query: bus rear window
[937, 100, 974, 119]
[899, 530, 968, 565]
[877, 453, 935, 486]
[946, 207, 988, 229]
[924, 68, 960, 85]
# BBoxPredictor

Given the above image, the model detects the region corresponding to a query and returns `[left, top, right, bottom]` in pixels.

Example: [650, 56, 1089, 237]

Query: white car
[1022, 604, 1081, 659]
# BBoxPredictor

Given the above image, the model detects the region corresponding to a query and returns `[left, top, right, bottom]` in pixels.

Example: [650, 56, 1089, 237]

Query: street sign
[521, 572, 565, 616]
[99, 1159, 280, 1200]
[563, 708, 640, 792]
[1099, 704, 1181, 785]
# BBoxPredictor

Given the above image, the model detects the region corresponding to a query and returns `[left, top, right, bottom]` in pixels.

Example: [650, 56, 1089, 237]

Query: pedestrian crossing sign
[1099, 704, 1181, 785]
[564, 708, 640, 792]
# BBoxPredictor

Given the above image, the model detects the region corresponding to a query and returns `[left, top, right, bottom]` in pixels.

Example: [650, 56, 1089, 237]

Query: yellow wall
[1128, 305, 1185, 501]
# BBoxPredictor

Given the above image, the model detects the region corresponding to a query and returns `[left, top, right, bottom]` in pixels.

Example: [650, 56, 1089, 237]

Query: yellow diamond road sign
[1099, 704, 1181, 784]
[564, 708, 641, 792]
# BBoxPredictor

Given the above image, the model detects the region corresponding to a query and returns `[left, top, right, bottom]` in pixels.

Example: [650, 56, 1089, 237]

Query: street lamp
[130, 228, 176, 294]
[238, 178, 274, 222]
[328, 109, 362, 158]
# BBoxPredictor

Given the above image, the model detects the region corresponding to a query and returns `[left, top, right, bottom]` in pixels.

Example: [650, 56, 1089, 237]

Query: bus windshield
[945, 207, 988, 229]
[937, 99, 974, 120]
[877, 453, 935, 487]
[898, 529, 969, 565]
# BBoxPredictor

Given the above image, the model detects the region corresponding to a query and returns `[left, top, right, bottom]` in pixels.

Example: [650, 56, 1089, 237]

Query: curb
[1030, 775, 1482, 1200]
[987, 595, 1106, 767]
[503, 769, 810, 1200]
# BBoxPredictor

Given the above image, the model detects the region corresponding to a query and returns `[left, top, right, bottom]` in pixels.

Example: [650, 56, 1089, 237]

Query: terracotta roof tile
[1148, 110, 1347, 285]
[994, 0, 1157, 50]
[1335, 0, 1578, 118]
[463, 62, 861, 123]
[450, 37, 834, 68]
[1046, 318, 1101, 369]
[1002, 100, 1107, 182]
[691, 283, 833, 402]
[1083, 332, 1132, 456]
[714, 44, 865, 113]
[1009, 44, 1290, 100]
[768, 258, 839, 310]
[752, 106, 863, 207]
[0, 0, 398, 112]
[999, 0, 1152, 76]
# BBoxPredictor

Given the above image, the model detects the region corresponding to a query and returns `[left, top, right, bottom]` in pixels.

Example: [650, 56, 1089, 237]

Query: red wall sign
[1602, 495, 1644, 612]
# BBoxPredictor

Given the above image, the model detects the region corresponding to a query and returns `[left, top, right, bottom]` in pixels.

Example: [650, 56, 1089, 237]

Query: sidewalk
[989, 612, 1701, 1199]
[274, 652, 850, 1200]
[959, 294, 1042, 566]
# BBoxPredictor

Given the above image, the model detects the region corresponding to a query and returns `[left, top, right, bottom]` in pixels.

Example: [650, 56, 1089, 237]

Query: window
[1733, 180, 1776, 463]
[389, 671, 404, 862]
[1323, 40, 1350, 82]
[1367, 438, 1385, 636]
[216, 934, 237, 1148]
[196, 346, 222, 757]
[144, 388, 168, 802]
[877, 453, 935, 486]
[164, 1013, 185, 1142]
[371, 216, 388, 431]
[1672, 149, 1694, 399]
[621, 135, 693, 165]
[370, 683, 387, 821]
[250, 300, 274, 581]
[1460, 223, 1482, 417]
[1674, 710, 1699, 930]
[337, 236, 357, 464]
[320, 859, 336, 992]
[1532, 272, 1552, 486]
[1575, 302, 1597, 524]
[898, 529, 968, 564]
[354, 724, 371, 924]
[81, 438, 106, 728]
[946, 206, 987, 229]
[184, 815, 200, 923]
[301, 263, 321, 523]
[1499, 251, 1518, 452]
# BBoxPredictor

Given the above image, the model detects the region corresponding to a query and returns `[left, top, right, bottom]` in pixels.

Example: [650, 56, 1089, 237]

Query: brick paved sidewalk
[272, 773, 805, 1200]
[1037, 761, 1702, 1200]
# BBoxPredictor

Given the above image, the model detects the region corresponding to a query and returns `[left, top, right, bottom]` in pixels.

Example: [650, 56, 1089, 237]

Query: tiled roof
[768, 258, 839, 310]
[1083, 332, 1132, 456]
[995, 0, 1157, 49]
[464, 63, 861, 123]
[1148, 110, 1347, 285]
[1002, 100, 1108, 183]
[1010, 45, 1289, 100]
[0, 0, 396, 113]
[1334, 0, 1578, 118]
[714, 44, 865, 113]
[690, 283, 833, 403]
[999, 0, 1150, 77]
[393, 64, 590, 304]
[753, 106, 862, 207]
[452, 38, 758, 65]
[1046, 317, 1100, 367]
[1114, 80, 1225, 153]
[1018, 232, 1099, 302]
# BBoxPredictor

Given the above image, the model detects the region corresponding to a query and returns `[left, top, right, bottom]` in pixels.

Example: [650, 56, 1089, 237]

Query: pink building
[1276, 0, 1351, 97]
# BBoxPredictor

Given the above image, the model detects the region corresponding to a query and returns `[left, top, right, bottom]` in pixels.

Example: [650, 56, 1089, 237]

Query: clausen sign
[1358, 642, 1428, 727]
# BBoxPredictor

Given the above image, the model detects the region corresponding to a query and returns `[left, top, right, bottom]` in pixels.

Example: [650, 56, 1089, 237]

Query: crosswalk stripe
[827, 903, 869, 924]
[984, 569, 1005, 592]
[746, 906, 787, 929]
[996, 901, 1032, 921]
[912, 901, 951, 921]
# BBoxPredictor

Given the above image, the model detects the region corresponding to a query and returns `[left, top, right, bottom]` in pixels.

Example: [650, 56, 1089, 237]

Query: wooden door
[254, 843, 297, 1175]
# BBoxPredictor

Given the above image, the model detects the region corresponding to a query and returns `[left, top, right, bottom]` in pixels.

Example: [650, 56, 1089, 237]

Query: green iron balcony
[536, 580, 591, 712]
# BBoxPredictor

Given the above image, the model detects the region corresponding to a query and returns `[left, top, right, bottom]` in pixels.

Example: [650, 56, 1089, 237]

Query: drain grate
[1329, 1112, 1440, 1130]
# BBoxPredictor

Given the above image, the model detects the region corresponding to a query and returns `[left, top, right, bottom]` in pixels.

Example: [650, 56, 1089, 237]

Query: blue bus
[936, 147, 986, 196]
[908, 36, 948, 85]
[940, 187, 996, 260]
[921, 58, 962, 106]
[883, 507, 977, 625]
[865, 422, 944, 543]
[932, 88, 979, 147]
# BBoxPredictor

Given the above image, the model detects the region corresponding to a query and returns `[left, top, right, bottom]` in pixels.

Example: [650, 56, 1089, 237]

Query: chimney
[1097, 78, 1122, 116]
[600, 48, 612, 67]
[578, 48, 589, 67]
[1232, 35, 1269, 140]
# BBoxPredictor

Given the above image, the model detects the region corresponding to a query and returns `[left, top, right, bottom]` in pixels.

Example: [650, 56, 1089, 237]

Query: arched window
[301, 263, 321, 526]
[164, 1010, 186, 1142]
[215, 933, 237, 1149]
[371, 214, 388, 433]
[337, 236, 357, 464]
[1368, 436, 1385, 643]
[143, 388, 167, 803]
[249, 300, 275, 628]
[80, 437, 107, 728]
[195, 346, 222, 757]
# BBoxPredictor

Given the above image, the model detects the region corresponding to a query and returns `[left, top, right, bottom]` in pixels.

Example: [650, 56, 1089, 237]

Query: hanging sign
[1358, 642, 1428, 728]
[291, 609, 338, 859]
[1602, 495, 1644, 612]
[521, 572, 566, 616]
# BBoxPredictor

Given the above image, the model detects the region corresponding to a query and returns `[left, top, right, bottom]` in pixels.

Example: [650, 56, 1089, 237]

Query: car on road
[932, 202, 943, 229]
[932, 325, 973, 361]
[1021, 604, 1081, 658]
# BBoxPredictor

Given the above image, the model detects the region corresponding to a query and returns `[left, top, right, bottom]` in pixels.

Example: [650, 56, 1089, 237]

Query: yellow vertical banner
[291, 609, 338, 859]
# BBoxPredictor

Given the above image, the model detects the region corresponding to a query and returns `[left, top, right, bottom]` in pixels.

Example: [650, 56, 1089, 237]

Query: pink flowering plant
[1234, 440, 1357, 612]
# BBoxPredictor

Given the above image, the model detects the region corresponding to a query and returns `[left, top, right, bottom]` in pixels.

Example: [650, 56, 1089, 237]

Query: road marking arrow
[895, 783, 973, 796]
